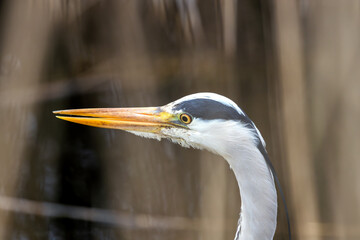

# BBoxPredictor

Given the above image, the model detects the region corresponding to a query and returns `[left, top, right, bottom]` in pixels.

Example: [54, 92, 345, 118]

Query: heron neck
[225, 143, 277, 240]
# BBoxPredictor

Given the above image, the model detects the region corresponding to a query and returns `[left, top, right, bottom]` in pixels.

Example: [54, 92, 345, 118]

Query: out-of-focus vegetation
[0, 0, 359, 239]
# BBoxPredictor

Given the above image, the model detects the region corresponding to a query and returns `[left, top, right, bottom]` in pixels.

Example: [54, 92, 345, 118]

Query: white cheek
[187, 119, 258, 157]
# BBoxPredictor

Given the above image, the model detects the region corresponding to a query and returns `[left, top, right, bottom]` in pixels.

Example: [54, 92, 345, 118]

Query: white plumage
[135, 93, 278, 239]
[54, 92, 288, 240]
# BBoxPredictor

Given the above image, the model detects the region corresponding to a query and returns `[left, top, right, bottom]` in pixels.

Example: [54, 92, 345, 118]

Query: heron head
[53, 93, 261, 155]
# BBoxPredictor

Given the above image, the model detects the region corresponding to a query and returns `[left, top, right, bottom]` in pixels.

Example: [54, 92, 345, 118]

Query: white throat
[187, 120, 278, 240]
[223, 127, 277, 240]
[227, 145, 277, 240]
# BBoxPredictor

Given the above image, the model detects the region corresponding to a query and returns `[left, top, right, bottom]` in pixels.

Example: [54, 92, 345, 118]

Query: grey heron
[54, 92, 290, 240]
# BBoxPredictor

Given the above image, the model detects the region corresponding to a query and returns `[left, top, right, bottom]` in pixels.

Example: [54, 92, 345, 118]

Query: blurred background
[0, 0, 359, 239]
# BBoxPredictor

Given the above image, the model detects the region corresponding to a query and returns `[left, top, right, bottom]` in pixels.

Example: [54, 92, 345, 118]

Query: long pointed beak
[53, 107, 177, 133]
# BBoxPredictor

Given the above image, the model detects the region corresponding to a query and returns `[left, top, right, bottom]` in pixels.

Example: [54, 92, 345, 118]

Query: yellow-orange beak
[53, 107, 178, 133]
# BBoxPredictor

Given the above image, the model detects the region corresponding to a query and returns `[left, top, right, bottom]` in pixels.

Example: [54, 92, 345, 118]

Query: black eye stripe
[173, 98, 255, 129]
[173, 99, 238, 120]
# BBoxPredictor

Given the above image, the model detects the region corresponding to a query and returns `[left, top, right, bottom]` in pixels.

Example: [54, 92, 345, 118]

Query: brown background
[0, 1, 359, 239]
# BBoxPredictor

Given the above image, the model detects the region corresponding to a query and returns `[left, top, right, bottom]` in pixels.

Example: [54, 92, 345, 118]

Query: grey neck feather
[162, 116, 278, 239]
[223, 131, 277, 240]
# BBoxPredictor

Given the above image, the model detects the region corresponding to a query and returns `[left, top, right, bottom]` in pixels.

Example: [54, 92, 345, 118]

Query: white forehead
[167, 92, 245, 115]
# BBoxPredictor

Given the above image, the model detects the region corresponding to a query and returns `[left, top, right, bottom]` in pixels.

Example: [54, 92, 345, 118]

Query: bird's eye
[180, 113, 192, 124]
